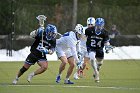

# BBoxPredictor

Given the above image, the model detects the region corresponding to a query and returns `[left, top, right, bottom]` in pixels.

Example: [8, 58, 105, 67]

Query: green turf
[0, 60, 140, 93]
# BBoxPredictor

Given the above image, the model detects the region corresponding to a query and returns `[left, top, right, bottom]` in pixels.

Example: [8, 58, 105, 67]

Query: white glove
[105, 45, 113, 53]
[76, 61, 83, 69]
[77, 51, 83, 60]
[30, 30, 37, 38]
[48, 49, 53, 55]
[39, 47, 48, 54]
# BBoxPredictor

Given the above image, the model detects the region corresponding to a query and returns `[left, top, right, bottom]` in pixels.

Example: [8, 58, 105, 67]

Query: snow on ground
[104, 46, 140, 60]
[0, 46, 140, 61]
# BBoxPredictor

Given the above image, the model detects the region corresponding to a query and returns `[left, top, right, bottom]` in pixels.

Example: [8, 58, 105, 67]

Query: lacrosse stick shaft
[36, 15, 47, 57]
[57, 32, 62, 37]
[41, 27, 44, 47]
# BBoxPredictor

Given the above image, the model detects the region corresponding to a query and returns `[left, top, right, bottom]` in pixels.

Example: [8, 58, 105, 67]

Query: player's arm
[48, 48, 55, 55]
[76, 40, 81, 53]
[30, 27, 44, 38]
[30, 30, 37, 38]
[104, 31, 113, 53]
[48, 39, 56, 55]
[85, 28, 88, 37]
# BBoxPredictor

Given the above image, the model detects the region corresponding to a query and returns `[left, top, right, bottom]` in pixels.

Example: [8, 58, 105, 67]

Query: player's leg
[12, 53, 34, 84]
[79, 55, 90, 77]
[75, 56, 89, 79]
[82, 57, 88, 70]
[89, 51, 99, 82]
[96, 58, 103, 71]
[12, 63, 31, 84]
[82, 52, 90, 71]
[73, 54, 84, 79]
[27, 59, 48, 83]
[59, 56, 68, 75]
[55, 46, 68, 83]
[56, 56, 68, 83]
[95, 50, 104, 71]
[64, 56, 75, 84]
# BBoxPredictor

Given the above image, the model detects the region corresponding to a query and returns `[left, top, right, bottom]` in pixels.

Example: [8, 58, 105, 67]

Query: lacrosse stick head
[36, 15, 47, 27]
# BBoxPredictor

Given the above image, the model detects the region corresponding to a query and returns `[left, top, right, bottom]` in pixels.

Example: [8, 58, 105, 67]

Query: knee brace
[20, 66, 27, 74]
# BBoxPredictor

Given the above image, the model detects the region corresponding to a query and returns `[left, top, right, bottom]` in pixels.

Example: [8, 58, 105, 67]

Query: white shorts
[56, 45, 73, 58]
[80, 48, 89, 58]
[88, 51, 96, 60]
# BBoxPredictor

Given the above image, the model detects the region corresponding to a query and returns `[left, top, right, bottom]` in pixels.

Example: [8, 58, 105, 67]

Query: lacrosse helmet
[95, 18, 105, 34]
[74, 24, 84, 40]
[75, 24, 83, 34]
[87, 17, 95, 27]
[45, 24, 57, 40]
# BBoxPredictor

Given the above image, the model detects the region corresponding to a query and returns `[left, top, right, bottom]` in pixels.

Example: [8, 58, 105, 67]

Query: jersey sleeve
[103, 31, 110, 43]
[85, 28, 88, 37]
[85, 27, 92, 38]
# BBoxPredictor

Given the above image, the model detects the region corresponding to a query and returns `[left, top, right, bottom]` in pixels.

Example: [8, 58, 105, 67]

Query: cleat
[56, 75, 61, 83]
[95, 79, 100, 83]
[64, 80, 74, 84]
[73, 72, 79, 80]
[12, 78, 19, 85]
[27, 73, 34, 83]
[93, 72, 100, 83]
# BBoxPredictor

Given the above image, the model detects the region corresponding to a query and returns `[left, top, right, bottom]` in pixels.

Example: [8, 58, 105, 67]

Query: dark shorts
[25, 53, 47, 65]
[95, 49, 104, 59]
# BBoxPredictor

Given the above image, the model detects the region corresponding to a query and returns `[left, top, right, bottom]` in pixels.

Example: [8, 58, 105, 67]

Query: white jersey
[79, 38, 87, 52]
[77, 26, 89, 59]
[79, 26, 88, 55]
[56, 31, 80, 62]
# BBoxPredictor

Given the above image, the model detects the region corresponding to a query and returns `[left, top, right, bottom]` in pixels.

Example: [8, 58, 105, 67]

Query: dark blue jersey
[30, 32, 56, 57]
[85, 26, 109, 51]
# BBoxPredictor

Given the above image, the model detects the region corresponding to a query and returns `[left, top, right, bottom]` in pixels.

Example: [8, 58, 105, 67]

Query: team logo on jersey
[91, 36, 103, 40]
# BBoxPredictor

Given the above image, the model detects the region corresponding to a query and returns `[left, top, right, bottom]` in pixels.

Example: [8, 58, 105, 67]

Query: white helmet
[74, 24, 83, 35]
[87, 17, 95, 26]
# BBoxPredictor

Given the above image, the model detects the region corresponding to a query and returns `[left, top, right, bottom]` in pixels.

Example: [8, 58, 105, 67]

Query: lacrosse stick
[36, 15, 47, 57]
[57, 32, 63, 37]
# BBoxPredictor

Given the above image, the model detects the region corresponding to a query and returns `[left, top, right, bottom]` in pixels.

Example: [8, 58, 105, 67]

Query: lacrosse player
[85, 18, 112, 82]
[55, 24, 84, 84]
[12, 23, 57, 84]
[74, 17, 96, 79]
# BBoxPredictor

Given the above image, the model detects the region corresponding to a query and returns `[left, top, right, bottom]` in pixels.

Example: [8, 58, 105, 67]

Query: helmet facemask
[95, 24, 104, 35]
[74, 24, 84, 40]
[47, 31, 57, 40]
[46, 24, 57, 40]
[87, 17, 95, 27]
[95, 18, 105, 35]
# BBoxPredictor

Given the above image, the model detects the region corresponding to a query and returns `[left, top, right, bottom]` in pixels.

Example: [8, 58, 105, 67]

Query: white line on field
[3, 84, 140, 90]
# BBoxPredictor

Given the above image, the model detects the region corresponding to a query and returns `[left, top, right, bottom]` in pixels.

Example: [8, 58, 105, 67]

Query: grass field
[0, 60, 140, 93]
